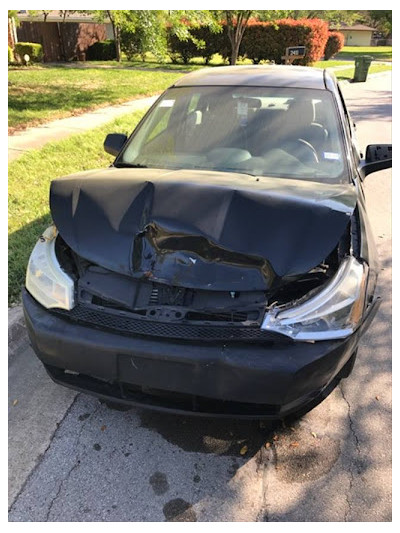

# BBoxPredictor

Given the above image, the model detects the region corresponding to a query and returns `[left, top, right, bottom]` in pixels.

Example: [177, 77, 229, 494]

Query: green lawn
[336, 46, 392, 61]
[8, 109, 147, 304]
[313, 60, 353, 68]
[8, 67, 183, 131]
[335, 63, 392, 80]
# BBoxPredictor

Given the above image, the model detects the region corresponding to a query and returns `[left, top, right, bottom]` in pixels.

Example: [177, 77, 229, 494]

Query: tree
[121, 11, 166, 61]
[213, 10, 292, 65]
[288, 10, 361, 26]
[28, 10, 52, 22]
[105, 10, 124, 61]
[368, 10, 392, 36]
[218, 10, 252, 65]
[89, 10, 135, 61]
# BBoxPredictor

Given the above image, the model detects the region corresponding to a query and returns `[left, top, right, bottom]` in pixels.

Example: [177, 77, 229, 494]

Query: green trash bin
[353, 55, 373, 82]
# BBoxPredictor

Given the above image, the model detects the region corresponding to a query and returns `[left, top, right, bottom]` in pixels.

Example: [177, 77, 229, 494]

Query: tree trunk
[231, 43, 240, 66]
[226, 11, 252, 66]
[115, 26, 121, 62]
[108, 11, 121, 62]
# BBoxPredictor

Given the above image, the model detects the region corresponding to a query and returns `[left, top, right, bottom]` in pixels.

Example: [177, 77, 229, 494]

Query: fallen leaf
[100, 425, 106, 431]
[290, 427, 296, 432]
[12, 399, 18, 406]
[240, 445, 248, 455]
[265, 442, 271, 449]
[290, 442, 299, 447]
[311, 432, 317, 439]
[273, 434, 279, 441]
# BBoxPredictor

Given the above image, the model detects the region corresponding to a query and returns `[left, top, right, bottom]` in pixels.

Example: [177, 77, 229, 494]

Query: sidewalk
[8, 95, 158, 163]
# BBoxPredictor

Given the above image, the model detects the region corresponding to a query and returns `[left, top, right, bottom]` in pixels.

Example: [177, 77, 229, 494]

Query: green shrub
[14, 42, 43, 63]
[193, 25, 228, 63]
[167, 32, 199, 63]
[8, 45, 14, 63]
[324, 31, 345, 60]
[167, 26, 227, 64]
[86, 40, 116, 61]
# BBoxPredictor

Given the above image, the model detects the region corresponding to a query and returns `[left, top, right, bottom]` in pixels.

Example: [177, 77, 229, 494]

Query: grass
[8, 109, 147, 304]
[335, 63, 392, 80]
[8, 67, 183, 131]
[11, 49, 390, 134]
[313, 60, 353, 68]
[336, 46, 392, 61]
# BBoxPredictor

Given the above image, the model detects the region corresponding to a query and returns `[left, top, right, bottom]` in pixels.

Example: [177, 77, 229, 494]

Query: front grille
[185, 310, 249, 323]
[52, 304, 290, 344]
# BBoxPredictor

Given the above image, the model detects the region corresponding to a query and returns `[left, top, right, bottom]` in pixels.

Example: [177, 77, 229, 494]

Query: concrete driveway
[8, 72, 392, 522]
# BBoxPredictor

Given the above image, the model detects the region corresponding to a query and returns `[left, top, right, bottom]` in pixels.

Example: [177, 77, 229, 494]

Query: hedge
[324, 31, 345, 60]
[8, 45, 13, 63]
[167, 31, 198, 64]
[167, 19, 329, 66]
[86, 40, 116, 61]
[167, 25, 228, 63]
[14, 42, 43, 63]
[241, 19, 329, 65]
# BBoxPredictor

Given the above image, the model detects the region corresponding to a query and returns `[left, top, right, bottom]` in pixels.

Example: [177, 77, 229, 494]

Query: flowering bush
[324, 31, 345, 60]
[167, 18, 330, 66]
[242, 19, 329, 65]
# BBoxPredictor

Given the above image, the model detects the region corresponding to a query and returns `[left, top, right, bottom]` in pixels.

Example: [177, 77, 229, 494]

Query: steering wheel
[282, 138, 319, 165]
[295, 138, 319, 164]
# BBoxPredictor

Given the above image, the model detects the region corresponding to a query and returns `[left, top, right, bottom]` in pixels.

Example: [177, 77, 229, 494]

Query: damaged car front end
[23, 66, 388, 419]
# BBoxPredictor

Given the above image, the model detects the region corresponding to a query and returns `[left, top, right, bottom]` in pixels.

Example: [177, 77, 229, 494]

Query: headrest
[288, 99, 315, 125]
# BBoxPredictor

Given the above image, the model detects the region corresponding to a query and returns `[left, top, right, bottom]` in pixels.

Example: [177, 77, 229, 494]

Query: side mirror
[359, 144, 392, 179]
[104, 133, 128, 157]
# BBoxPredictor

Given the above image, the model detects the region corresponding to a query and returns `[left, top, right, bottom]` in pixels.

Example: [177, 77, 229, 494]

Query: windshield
[120, 85, 348, 183]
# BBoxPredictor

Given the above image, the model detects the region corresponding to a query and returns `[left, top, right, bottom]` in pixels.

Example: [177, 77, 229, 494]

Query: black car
[23, 66, 391, 419]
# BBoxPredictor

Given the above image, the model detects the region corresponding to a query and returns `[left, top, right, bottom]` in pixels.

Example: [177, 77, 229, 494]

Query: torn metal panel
[50, 167, 357, 291]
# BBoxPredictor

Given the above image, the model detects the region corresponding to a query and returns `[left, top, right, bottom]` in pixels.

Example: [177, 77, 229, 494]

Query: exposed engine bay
[54, 212, 356, 339]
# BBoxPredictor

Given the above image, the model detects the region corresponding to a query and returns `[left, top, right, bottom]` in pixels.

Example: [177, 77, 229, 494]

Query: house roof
[331, 24, 376, 32]
[17, 10, 110, 24]
[173, 65, 328, 90]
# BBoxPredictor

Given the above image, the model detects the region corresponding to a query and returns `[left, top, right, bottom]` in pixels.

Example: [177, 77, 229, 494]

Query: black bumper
[22, 289, 380, 419]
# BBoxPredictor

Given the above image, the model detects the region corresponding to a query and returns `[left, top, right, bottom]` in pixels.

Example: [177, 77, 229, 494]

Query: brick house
[15, 11, 113, 62]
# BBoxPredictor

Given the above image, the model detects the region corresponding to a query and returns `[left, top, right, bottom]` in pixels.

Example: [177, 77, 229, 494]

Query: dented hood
[50, 168, 357, 291]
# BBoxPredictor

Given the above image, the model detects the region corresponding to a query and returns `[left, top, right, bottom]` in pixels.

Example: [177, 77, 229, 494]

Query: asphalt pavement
[8, 71, 392, 522]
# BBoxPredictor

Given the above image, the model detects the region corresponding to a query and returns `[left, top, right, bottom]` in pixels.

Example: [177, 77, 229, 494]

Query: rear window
[121, 85, 348, 183]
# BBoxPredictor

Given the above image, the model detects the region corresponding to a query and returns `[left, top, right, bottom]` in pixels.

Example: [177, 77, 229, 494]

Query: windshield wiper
[114, 162, 148, 168]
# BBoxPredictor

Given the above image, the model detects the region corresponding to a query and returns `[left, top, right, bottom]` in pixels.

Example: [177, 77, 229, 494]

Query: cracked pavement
[8, 72, 391, 522]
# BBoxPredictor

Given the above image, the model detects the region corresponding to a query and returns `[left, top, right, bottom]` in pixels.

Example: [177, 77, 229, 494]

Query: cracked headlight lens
[261, 256, 368, 341]
[25, 225, 75, 310]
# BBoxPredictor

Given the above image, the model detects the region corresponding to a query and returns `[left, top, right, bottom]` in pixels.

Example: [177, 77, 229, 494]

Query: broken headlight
[26, 225, 75, 310]
[261, 256, 368, 341]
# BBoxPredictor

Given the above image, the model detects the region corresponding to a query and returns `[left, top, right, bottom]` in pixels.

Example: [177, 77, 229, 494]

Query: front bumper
[22, 289, 380, 419]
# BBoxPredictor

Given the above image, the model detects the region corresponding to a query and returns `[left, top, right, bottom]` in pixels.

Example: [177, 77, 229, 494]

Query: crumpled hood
[50, 167, 357, 291]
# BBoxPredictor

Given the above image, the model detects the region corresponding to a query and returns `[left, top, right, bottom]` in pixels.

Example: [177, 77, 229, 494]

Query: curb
[8, 305, 28, 360]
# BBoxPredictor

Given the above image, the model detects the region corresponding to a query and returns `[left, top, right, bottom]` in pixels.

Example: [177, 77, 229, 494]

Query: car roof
[173, 65, 331, 91]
